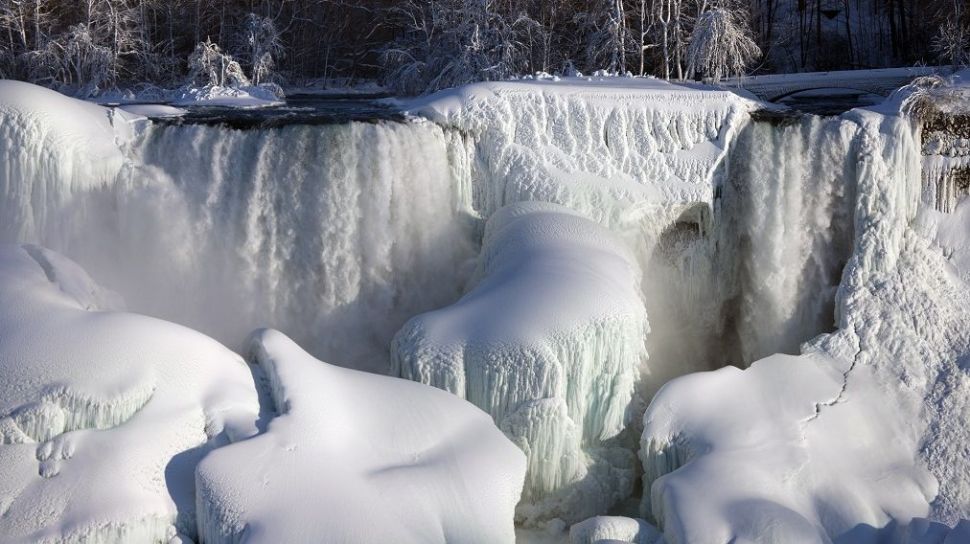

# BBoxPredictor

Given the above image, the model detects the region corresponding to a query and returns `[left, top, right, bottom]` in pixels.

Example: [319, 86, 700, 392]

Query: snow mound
[197, 328, 525, 544]
[569, 516, 662, 544]
[392, 202, 648, 524]
[170, 85, 283, 107]
[0, 244, 259, 542]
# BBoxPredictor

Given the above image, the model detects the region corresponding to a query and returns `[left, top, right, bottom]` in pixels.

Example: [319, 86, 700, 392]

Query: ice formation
[392, 202, 648, 524]
[0, 244, 259, 542]
[196, 329, 525, 544]
[638, 88, 970, 542]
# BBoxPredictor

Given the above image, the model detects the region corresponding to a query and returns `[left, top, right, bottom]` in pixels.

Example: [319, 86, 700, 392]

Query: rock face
[196, 328, 526, 544]
[0, 244, 260, 542]
[392, 202, 649, 524]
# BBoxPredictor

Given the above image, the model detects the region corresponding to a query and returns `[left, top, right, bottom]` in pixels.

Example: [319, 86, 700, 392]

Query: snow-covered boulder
[196, 328, 525, 543]
[0, 244, 259, 542]
[392, 202, 648, 524]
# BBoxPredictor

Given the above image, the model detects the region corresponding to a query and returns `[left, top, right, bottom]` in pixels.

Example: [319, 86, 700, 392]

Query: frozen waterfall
[1, 100, 478, 372]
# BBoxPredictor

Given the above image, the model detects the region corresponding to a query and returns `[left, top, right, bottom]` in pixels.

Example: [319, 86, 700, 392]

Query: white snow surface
[197, 328, 525, 544]
[392, 201, 648, 525]
[0, 244, 259, 542]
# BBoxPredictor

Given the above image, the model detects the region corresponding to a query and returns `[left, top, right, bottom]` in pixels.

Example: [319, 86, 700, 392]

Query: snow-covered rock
[569, 516, 663, 544]
[0, 244, 259, 542]
[392, 202, 648, 524]
[196, 328, 525, 544]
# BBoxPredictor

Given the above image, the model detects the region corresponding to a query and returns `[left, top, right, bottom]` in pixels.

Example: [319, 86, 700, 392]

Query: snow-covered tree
[382, 0, 540, 94]
[234, 13, 283, 85]
[186, 38, 250, 87]
[686, 7, 761, 82]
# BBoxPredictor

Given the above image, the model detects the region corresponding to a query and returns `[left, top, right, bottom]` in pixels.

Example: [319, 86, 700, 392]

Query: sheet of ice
[392, 202, 648, 524]
[0, 244, 259, 542]
[638, 97, 970, 542]
[196, 329, 525, 544]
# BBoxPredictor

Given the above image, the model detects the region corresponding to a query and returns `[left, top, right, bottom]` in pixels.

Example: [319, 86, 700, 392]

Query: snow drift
[196, 329, 525, 544]
[0, 244, 259, 542]
[392, 201, 648, 524]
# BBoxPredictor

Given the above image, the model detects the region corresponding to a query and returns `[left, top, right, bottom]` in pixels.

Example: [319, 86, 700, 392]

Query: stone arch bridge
[724, 66, 943, 102]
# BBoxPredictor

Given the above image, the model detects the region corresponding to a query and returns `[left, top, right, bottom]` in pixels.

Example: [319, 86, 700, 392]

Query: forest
[0, 0, 965, 96]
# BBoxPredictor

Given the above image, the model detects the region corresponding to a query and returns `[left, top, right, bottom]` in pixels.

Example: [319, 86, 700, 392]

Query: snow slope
[0, 244, 259, 542]
[392, 202, 648, 524]
[197, 329, 525, 544]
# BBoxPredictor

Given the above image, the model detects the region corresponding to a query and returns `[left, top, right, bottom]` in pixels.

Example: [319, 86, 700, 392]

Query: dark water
[152, 94, 405, 128]
[777, 90, 884, 116]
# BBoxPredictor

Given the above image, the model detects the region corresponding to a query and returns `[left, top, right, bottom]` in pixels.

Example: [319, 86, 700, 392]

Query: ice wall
[392, 202, 648, 524]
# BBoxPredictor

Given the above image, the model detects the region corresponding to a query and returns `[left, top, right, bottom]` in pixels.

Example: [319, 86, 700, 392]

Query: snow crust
[197, 329, 525, 544]
[0, 244, 259, 542]
[392, 202, 648, 524]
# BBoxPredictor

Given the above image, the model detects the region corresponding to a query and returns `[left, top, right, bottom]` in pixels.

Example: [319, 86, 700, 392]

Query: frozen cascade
[639, 100, 970, 541]
[0, 92, 478, 372]
[717, 114, 859, 363]
[392, 202, 648, 525]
